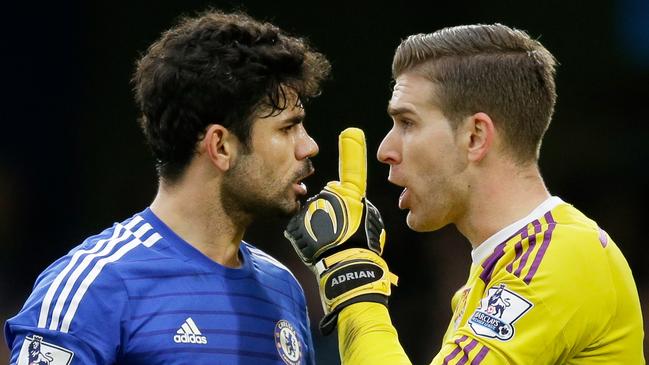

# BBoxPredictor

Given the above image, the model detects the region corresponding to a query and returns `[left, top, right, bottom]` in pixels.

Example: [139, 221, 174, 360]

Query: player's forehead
[387, 72, 437, 116]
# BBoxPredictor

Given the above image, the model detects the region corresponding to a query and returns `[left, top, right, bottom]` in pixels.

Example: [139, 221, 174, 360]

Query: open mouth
[398, 187, 409, 209]
[387, 175, 409, 209]
[293, 181, 308, 196]
[293, 168, 315, 198]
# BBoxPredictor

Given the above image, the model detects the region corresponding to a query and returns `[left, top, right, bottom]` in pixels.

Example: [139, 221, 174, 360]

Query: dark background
[1, 1, 647, 363]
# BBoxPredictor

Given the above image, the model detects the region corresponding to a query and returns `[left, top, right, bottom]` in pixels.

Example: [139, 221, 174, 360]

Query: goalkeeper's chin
[405, 211, 422, 231]
[405, 210, 445, 233]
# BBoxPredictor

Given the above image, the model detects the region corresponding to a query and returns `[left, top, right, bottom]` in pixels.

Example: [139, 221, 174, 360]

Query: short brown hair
[393, 24, 557, 162]
[133, 10, 331, 182]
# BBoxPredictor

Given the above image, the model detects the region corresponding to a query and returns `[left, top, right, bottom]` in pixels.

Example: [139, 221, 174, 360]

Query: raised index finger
[338, 127, 367, 196]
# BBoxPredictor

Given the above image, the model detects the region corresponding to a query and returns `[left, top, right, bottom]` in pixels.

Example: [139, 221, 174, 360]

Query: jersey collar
[471, 196, 564, 264]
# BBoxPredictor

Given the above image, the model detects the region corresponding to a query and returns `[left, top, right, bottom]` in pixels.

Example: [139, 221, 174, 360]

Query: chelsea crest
[274, 319, 303, 365]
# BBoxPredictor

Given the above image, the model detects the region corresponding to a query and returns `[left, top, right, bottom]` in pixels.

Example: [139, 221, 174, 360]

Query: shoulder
[242, 242, 302, 290]
[469, 203, 634, 349]
[540, 203, 612, 275]
[494, 203, 609, 285]
[69, 212, 165, 262]
[490, 203, 616, 309]
[6, 210, 180, 362]
[11, 211, 169, 331]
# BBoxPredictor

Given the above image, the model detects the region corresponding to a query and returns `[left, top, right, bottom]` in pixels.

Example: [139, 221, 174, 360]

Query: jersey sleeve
[430, 270, 557, 364]
[5, 261, 129, 365]
[337, 303, 411, 365]
[333, 277, 563, 365]
[433, 229, 616, 364]
[6, 326, 105, 365]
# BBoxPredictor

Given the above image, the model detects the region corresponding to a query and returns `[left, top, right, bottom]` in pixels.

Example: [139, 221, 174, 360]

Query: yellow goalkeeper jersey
[338, 197, 645, 364]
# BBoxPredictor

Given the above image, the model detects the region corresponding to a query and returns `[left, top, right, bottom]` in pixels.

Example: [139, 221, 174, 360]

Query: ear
[201, 124, 236, 171]
[465, 112, 495, 162]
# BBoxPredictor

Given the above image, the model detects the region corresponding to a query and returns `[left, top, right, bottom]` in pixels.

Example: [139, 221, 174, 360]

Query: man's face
[222, 97, 318, 219]
[377, 72, 468, 232]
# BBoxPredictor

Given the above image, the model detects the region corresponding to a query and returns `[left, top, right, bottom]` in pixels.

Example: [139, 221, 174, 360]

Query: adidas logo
[173, 317, 208, 344]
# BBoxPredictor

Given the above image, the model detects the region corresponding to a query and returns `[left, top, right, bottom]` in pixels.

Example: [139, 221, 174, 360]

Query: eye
[281, 124, 296, 133]
[397, 118, 414, 129]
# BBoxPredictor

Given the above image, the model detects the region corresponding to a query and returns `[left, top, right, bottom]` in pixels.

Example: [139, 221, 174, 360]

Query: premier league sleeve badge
[18, 335, 74, 365]
[468, 284, 533, 341]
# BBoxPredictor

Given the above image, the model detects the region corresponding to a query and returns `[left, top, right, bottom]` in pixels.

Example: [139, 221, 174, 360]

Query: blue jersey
[5, 208, 315, 365]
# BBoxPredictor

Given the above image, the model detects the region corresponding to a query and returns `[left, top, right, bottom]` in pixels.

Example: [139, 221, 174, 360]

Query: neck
[149, 175, 248, 269]
[456, 161, 550, 249]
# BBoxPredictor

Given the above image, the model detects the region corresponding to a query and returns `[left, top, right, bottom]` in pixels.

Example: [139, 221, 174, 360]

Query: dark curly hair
[133, 10, 331, 182]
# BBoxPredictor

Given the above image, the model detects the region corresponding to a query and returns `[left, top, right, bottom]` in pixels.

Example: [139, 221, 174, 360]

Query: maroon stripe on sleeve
[456, 339, 478, 365]
[443, 335, 468, 364]
[513, 220, 542, 277]
[524, 212, 556, 284]
[506, 240, 523, 274]
[506, 226, 530, 274]
[471, 346, 490, 364]
[479, 243, 506, 284]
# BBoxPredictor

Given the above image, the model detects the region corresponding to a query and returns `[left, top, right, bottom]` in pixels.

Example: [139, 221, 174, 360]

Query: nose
[377, 127, 401, 165]
[295, 124, 319, 160]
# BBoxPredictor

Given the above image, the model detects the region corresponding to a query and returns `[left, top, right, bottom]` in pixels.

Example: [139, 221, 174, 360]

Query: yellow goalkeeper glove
[284, 127, 398, 335]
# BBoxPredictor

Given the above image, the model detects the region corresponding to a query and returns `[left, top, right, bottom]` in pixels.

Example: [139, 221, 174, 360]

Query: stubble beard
[413, 159, 468, 232]
[220, 157, 312, 224]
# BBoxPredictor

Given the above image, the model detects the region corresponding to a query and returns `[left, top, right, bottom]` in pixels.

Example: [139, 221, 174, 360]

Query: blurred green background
[1, 0, 647, 363]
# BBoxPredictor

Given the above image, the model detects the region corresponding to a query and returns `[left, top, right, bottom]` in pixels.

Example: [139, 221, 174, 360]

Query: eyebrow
[387, 104, 417, 117]
[283, 113, 305, 125]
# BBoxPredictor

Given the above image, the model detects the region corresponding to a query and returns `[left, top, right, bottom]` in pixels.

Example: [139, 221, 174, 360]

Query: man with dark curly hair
[5, 10, 330, 364]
